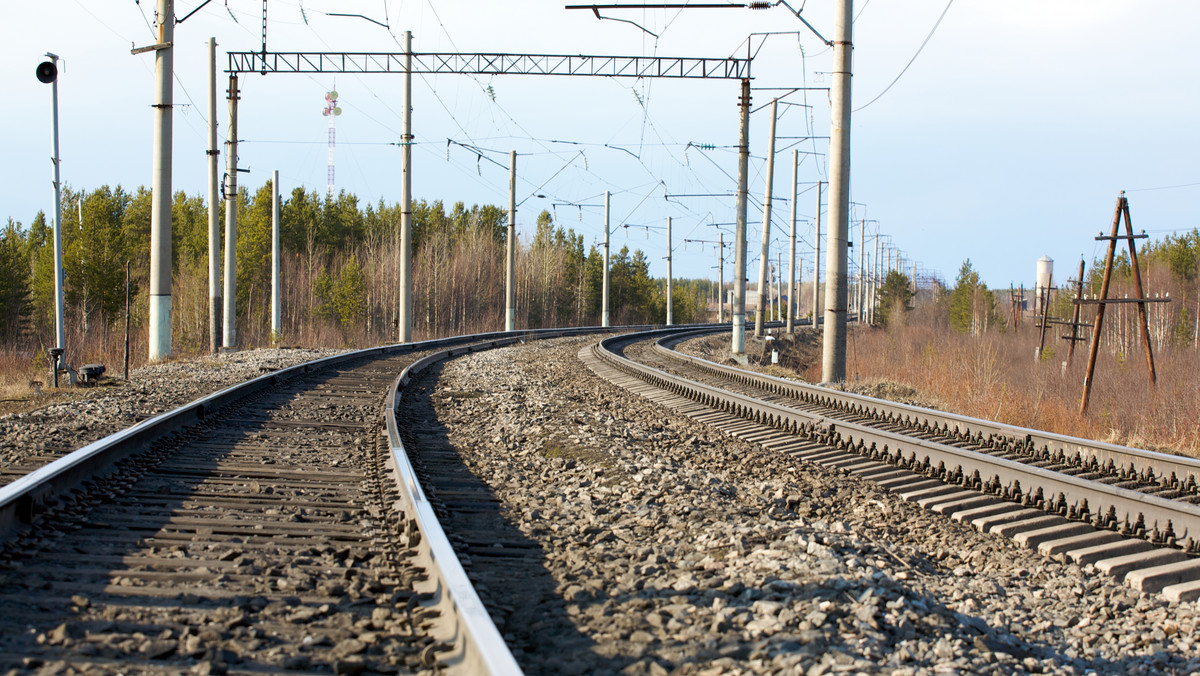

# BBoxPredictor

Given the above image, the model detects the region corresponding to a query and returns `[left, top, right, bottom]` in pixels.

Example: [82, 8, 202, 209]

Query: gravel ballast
[0, 348, 346, 486]
[417, 336, 1199, 675]
[2, 335, 1197, 674]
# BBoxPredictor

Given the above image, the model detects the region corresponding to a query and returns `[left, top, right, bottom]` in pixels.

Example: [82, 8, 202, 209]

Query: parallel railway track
[3, 322, 1196, 674]
[586, 328, 1200, 603]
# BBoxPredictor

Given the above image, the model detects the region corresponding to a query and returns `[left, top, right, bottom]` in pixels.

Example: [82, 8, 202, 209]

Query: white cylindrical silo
[1035, 255, 1054, 316]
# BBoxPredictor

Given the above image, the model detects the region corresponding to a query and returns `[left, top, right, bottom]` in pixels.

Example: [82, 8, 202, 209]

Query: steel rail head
[0, 321, 678, 674]
[384, 341, 523, 675]
[599, 329, 1200, 552]
[650, 331, 1200, 493]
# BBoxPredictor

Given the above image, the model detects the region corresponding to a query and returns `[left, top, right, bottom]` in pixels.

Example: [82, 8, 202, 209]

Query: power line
[855, 0, 956, 112]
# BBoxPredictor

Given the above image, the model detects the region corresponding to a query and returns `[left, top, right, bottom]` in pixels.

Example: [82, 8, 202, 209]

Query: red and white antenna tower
[322, 88, 342, 198]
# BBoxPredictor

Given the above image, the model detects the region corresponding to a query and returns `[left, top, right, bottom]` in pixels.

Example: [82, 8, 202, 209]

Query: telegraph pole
[271, 170, 281, 340]
[822, 0, 853, 382]
[755, 98, 778, 338]
[148, 0, 175, 361]
[1066, 259, 1085, 366]
[666, 217, 674, 326]
[786, 150, 798, 334]
[223, 74, 238, 351]
[399, 30, 413, 342]
[603, 191, 611, 328]
[732, 79, 750, 356]
[718, 232, 725, 323]
[207, 37, 221, 353]
[506, 150, 516, 331]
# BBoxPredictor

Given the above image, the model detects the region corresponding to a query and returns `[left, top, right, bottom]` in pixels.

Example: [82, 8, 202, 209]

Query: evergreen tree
[28, 212, 56, 334]
[948, 259, 998, 334]
[0, 219, 31, 340]
[67, 186, 132, 326]
[236, 183, 274, 315]
[875, 269, 915, 328]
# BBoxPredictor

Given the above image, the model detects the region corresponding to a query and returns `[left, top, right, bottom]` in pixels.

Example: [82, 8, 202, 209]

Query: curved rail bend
[0, 324, 703, 675]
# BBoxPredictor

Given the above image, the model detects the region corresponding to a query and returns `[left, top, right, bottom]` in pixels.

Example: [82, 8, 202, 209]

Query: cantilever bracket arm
[775, 0, 833, 46]
[588, 7, 660, 37]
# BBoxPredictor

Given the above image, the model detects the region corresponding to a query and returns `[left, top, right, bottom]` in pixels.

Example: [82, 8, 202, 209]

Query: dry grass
[847, 306, 1200, 458]
[0, 348, 94, 416]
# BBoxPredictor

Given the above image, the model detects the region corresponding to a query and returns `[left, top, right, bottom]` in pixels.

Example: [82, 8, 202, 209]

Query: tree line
[0, 181, 715, 368]
[885, 229, 1200, 353]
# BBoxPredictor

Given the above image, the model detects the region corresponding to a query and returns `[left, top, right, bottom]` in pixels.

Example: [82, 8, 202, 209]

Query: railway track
[0, 330, 599, 675]
[3, 324, 1196, 674]
[586, 328, 1200, 603]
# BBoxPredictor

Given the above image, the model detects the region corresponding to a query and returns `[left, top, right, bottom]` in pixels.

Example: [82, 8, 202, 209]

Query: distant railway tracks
[588, 328, 1200, 602]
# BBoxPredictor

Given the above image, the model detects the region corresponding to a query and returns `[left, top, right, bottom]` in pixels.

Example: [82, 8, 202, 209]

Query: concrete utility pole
[718, 232, 725, 323]
[732, 79, 751, 356]
[755, 98, 779, 338]
[603, 191, 611, 328]
[398, 30, 414, 342]
[787, 149, 798, 334]
[872, 232, 880, 324]
[148, 0, 175, 361]
[207, 37, 221, 354]
[822, 0, 853, 383]
[271, 170, 281, 340]
[506, 150, 516, 331]
[666, 217, 674, 326]
[775, 251, 783, 321]
[858, 218, 866, 322]
[812, 181, 821, 329]
[223, 74, 239, 351]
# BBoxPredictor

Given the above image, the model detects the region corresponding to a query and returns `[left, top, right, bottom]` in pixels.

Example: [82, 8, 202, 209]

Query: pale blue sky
[4, 1, 1198, 290]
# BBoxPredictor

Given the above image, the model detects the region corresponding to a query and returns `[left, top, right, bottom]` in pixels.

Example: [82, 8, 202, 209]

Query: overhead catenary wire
[855, 0, 956, 112]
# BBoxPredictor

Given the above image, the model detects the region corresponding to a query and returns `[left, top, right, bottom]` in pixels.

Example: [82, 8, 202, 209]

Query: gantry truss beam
[227, 51, 751, 79]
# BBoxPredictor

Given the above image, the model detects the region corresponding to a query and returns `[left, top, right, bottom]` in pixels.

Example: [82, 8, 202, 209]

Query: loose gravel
[4, 336, 1198, 674]
[0, 348, 345, 486]
[674, 332, 943, 409]
[424, 336, 1200, 675]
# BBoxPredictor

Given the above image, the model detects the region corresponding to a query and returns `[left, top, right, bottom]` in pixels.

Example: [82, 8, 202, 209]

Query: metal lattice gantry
[222, 41, 754, 344]
[226, 51, 751, 79]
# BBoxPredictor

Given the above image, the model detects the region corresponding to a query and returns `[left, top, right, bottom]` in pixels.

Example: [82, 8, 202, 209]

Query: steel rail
[0, 323, 705, 675]
[0, 325, 658, 538]
[384, 338, 524, 675]
[596, 330, 1200, 550]
[653, 329, 1200, 495]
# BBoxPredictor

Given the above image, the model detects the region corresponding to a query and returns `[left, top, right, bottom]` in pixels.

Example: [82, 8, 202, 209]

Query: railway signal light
[36, 59, 57, 84]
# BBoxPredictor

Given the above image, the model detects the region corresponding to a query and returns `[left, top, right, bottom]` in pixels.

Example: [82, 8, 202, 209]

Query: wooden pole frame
[1080, 192, 1163, 415]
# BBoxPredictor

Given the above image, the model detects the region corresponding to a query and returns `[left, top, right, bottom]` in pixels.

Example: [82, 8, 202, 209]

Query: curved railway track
[0, 329, 631, 674]
[586, 328, 1200, 603]
[3, 324, 1197, 674]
